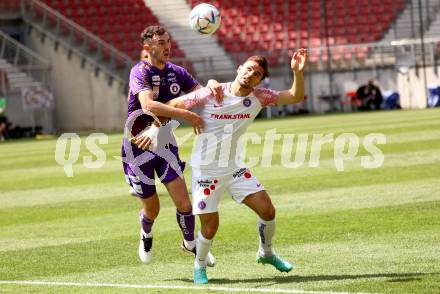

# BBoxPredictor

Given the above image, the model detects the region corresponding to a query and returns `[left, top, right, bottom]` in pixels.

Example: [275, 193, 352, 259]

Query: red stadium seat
[51, 0, 407, 66]
[41, 0, 192, 68]
[287, 40, 297, 50]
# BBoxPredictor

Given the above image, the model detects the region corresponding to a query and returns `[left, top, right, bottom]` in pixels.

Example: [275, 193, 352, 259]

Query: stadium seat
[52, 0, 406, 67]
[42, 0, 193, 71]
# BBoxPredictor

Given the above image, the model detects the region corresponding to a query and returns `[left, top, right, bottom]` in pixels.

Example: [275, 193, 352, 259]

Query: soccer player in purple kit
[122, 25, 218, 265]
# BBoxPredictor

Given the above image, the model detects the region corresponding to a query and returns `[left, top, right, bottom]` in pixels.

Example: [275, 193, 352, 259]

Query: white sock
[258, 218, 275, 257]
[184, 239, 196, 250]
[195, 231, 213, 268]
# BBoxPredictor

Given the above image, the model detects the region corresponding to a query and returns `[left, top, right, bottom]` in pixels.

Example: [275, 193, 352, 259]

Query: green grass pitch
[1, 109, 439, 293]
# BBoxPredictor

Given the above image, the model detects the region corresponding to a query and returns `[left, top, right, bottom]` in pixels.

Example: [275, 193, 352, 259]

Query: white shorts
[191, 168, 265, 215]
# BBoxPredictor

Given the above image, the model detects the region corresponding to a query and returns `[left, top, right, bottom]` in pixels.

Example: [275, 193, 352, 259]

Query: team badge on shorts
[198, 201, 206, 210]
[243, 98, 252, 107]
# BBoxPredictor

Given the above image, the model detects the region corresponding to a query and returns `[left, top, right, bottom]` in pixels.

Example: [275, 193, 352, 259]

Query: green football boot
[194, 266, 208, 284]
[256, 253, 293, 273]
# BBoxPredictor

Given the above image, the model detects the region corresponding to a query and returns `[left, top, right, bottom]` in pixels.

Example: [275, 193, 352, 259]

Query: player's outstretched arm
[166, 97, 188, 109]
[166, 87, 213, 110]
[139, 89, 192, 119]
[138, 89, 204, 134]
[277, 48, 308, 105]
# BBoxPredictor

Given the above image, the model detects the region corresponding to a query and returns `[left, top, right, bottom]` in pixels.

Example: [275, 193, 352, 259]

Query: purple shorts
[122, 143, 185, 198]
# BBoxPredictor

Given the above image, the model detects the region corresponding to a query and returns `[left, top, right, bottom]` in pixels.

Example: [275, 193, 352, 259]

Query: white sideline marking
[0, 280, 374, 294]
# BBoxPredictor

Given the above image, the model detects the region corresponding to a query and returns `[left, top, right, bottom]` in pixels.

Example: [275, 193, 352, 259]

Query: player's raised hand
[184, 111, 204, 135]
[206, 79, 224, 104]
[291, 48, 307, 73]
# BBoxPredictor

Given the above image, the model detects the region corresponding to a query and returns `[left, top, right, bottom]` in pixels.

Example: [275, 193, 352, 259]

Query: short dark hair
[245, 55, 269, 79]
[140, 25, 167, 44]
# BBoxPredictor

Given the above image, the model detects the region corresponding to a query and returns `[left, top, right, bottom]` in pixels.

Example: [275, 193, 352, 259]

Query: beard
[238, 78, 253, 89]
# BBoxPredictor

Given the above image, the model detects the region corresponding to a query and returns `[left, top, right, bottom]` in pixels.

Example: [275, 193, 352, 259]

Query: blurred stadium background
[0, 0, 439, 133]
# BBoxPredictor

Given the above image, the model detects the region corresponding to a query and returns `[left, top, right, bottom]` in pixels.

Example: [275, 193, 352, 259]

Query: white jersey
[190, 83, 279, 177]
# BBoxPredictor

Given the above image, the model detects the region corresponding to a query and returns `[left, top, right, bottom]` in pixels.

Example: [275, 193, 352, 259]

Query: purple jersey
[127, 60, 198, 135]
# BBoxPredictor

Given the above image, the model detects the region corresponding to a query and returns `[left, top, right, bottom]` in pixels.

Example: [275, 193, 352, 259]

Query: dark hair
[245, 56, 269, 79]
[140, 26, 167, 44]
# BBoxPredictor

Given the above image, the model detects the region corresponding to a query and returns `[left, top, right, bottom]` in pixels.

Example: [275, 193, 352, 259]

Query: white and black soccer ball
[189, 3, 221, 35]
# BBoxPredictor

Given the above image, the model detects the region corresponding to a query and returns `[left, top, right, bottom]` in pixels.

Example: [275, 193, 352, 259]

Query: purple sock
[176, 209, 195, 241]
[139, 210, 154, 234]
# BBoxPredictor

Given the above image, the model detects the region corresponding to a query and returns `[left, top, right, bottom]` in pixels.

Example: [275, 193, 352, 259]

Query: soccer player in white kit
[163, 49, 307, 283]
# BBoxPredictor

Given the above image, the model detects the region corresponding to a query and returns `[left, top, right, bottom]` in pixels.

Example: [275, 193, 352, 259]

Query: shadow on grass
[387, 278, 422, 283]
[170, 272, 438, 285]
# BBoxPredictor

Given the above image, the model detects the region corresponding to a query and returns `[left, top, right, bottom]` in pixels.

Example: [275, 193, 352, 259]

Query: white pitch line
[0, 280, 375, 294]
